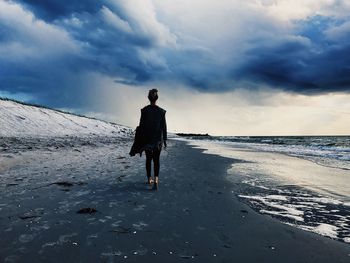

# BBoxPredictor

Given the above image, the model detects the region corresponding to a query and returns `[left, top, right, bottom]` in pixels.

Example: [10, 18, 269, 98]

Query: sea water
[180, 136, 350, 244]
[193, 135, 350, 170]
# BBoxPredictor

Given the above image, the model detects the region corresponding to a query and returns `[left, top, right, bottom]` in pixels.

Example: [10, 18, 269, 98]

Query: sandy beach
[0, 138, 349, 262]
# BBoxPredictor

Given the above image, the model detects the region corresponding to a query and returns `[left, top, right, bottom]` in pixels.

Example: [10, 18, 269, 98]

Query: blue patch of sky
[0, 91, 36, 102]
[295, 15, 345, 45]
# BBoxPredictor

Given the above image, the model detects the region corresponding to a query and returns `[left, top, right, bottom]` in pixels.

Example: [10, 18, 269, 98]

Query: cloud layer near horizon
[0, 0, 350, 134]
[75, 74, 350, 135]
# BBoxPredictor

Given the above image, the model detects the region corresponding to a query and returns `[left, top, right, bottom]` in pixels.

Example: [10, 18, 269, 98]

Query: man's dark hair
[148, 89, 158, 102]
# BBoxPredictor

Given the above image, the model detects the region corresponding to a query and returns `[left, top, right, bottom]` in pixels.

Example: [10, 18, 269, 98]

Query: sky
[0, 0, 350, 135]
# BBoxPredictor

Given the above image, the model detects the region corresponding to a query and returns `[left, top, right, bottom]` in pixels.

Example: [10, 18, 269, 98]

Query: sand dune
[0, 99, 132, 137]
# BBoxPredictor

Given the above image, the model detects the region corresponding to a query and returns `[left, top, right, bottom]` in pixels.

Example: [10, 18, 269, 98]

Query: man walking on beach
[130, 89, 167, 190]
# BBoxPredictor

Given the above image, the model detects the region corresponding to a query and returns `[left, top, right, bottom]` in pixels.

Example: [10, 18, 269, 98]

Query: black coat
[129, 105, 167, 156]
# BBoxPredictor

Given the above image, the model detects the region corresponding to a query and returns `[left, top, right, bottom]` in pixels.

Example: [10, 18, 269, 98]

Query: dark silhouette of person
[130, 89, 167, 190]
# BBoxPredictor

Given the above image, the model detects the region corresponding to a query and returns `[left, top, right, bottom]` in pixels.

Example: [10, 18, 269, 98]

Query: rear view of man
[130, 89, 167, 190]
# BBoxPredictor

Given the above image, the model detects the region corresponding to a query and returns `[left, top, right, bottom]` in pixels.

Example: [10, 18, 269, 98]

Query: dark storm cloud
[17, 0, 104, 21]
[1, 0, 350, 110]
[238, 17, 350, 94]
[0, 0, 166, 107]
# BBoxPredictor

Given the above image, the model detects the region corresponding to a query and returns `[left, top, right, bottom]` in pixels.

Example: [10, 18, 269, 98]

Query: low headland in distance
[176, 133, 211, 137]
[0, 98, 349, 262]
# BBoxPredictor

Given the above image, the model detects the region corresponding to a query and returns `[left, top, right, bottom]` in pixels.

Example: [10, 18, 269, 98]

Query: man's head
[148, 89, 158, 103]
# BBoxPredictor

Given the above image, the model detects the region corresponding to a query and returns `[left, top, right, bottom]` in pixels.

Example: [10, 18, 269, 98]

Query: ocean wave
[202, 137, 350, 170]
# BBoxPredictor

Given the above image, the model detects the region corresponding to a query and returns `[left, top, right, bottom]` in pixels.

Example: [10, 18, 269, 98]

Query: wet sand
[0, 139, 349, 262]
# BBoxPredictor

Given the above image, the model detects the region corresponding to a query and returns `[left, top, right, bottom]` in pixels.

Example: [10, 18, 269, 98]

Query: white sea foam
[301, 224, 338, 239]
[238, 195, 304, 222]
[265, 195, 288, 201]
[302, 197, 342, 205]
[239, 193, 347, 238]
[259, 209, 304, 222]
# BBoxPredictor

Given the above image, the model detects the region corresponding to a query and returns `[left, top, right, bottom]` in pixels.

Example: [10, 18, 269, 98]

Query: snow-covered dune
[0, 99, 132, 137]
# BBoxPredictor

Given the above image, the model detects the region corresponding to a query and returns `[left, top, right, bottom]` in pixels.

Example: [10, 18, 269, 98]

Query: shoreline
[182, 138, 350, 244]
[0, 139, 349, 262]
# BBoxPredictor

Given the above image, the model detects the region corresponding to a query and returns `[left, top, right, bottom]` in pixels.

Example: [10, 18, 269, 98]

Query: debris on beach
[116, 175, 126, 182]
[110, 226, 131, 234]
[52, 181, 74, 187]
[6, 183, 18, 187]
[31, 180, 87, 191]
[19, 214, 41, 220]
[77, 208, 97, 214]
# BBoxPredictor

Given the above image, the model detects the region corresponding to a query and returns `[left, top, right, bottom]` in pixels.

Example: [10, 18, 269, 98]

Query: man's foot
[147, 178, 153, 185]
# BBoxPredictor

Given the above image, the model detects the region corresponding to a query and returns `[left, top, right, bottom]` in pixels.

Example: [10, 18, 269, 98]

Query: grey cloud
[238, 18, 350, 94]
[1, 1, 350, 112]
